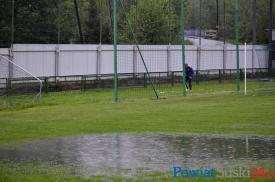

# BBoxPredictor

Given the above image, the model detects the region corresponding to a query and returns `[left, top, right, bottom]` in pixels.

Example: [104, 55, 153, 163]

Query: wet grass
[1, 164, 275, 182]
[0, 81, 275, 146]
[1, 81, 275, 181]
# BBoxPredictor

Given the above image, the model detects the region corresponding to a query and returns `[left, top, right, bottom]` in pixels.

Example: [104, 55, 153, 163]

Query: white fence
[0, 44, 269, 79]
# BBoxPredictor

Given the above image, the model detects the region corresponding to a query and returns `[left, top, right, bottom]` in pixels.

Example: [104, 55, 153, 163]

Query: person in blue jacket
[185, 63, 194, 90]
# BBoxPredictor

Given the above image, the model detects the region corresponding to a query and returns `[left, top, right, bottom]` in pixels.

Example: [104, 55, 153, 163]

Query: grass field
[0, 81, 275, 181]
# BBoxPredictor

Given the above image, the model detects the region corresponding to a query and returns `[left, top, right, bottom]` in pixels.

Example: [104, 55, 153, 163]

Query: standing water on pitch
[0, 134, 275, 178]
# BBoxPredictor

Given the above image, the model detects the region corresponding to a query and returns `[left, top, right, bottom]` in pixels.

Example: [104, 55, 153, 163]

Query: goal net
[115, 0, 186, 100]
[244, 45, 275, 95]
[0, 55, 42, 108]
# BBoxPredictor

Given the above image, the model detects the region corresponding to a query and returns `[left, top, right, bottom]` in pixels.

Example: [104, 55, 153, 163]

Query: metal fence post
[8, 48, 13, 80]
[55, 46, 60, 81]
[6, 78, 11, 96]
[133, 46, 137, 75]
[223, 44, 227, 80]
[44, 77, 49, 94]
[196, 45, 201, 84]
[252, 46, 255, 73]
[81, 75, 86, 91]
[167, 44, 171, 77]
[144, 73, 147, 88]
[219, 69, 222, 84]
[97, 44, 102, 75]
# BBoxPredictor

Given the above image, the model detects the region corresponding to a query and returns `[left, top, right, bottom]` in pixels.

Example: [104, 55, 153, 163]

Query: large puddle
[1, 134, 275, 178]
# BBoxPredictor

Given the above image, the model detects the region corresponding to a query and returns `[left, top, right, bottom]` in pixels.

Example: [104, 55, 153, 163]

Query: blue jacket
[186, 66, 194, 77]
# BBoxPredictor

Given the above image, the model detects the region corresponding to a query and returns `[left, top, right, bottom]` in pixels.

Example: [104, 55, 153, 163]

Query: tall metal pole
[114, 0, 118, 102]
[252, 0, 257, 73]
[9, 0, 15, 79]
[199, 0, 202, 46]
[73, 0, 84, 43]
[181, 0, 186, 96]
[223, 0, 226, 45]
[168, 0, 171, 43]
[57, 0, 61, 44]
[119, 0, 159, 99]
[108, 0, 114, 42]
[252, 0, 257, 45]
[268, 0, 273, 72]
[11, 0, 14, 47]
[234, 0, 240, 91]
[223, 0, 226, 75]
[99, 0, 102, 44]
[216, 0, 219, 36]
[197, 0, 202, 82]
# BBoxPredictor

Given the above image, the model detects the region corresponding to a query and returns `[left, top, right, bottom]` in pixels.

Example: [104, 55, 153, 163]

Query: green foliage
[0, 0, 12, 47]
[85, 0, 112, 43]
[14, 1, 58, 43]
[118, 0, 190, 44]
[186, 0, 274, 43]
[0, 0, 273, 46]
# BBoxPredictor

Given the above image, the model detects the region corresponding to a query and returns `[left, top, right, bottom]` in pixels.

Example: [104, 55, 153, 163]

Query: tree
[119, 0, 189, 44]
[0, 0, 12, 47]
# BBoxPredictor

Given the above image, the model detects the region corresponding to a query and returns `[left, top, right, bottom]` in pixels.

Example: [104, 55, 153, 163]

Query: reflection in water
[0, 134, 275, 177]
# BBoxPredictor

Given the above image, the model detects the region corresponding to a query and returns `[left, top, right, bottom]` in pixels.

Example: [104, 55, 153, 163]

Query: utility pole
[73, 0, 84, 43]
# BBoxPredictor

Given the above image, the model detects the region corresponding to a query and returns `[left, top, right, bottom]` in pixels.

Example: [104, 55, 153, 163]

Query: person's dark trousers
[186, 77, 192, 90]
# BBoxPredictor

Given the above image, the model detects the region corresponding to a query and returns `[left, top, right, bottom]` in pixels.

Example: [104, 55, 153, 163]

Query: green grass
[1, 81, 275, 181]
[1, 163, 275, 182]
[1, 81, 275, 146]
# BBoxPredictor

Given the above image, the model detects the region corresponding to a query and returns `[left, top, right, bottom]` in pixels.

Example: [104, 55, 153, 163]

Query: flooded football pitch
[0, 134, 275, 178]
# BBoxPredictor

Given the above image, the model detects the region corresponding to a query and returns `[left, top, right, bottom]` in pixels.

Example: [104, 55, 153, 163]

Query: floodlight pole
[113, 0, 118, 102]
[234, 0, 240, 91]
[180, 0, 186, 96]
